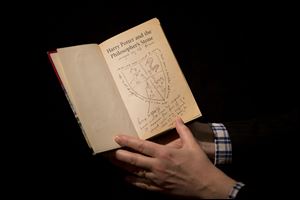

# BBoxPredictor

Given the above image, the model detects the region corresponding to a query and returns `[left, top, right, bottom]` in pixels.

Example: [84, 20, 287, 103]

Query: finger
[125, 176, 163, 192]
[175, 117, 197, 146]
[115, 149, 155, 170]
[115, 135, 162, 157]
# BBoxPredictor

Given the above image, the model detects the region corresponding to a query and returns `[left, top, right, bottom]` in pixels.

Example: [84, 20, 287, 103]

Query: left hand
[114, 117, 236, 199]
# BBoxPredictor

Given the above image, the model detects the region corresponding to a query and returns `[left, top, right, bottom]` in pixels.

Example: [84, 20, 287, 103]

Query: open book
[48, 18, 201, 154]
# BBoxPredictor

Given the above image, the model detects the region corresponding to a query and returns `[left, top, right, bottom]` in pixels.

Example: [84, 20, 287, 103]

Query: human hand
[149, 128, 183, 148]
[150, 122, 215, 160]
[101, 129, 182, 173]
[187, 121, 216, 160]
[114, 117, 236, 199]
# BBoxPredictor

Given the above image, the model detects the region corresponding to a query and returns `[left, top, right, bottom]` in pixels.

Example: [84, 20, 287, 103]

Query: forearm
[188, 121, 215, 160]
[188, 121, 233, 165]
[188, 121, 245, 198]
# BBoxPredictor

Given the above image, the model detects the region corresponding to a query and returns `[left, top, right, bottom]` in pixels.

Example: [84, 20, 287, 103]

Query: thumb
[175, 117, 197, 147]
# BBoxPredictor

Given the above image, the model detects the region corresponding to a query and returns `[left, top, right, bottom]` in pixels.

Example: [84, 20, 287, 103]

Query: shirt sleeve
[229, 182, 245, 199]
[209, 123, 232, 165]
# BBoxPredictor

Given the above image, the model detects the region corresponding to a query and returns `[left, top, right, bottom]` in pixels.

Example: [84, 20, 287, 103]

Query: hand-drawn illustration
[118, 49, 170, 109]
[117, 49, 188, 134]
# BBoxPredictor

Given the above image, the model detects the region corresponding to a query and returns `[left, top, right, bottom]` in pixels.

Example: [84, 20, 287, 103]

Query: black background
[9, 2, 298, 199]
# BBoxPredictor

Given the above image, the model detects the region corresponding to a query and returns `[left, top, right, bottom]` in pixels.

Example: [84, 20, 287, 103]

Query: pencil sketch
[116, 49, 190, 134]
[118, 49, 170, 113]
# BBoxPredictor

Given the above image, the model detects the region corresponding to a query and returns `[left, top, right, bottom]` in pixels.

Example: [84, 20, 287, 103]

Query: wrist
[199, 141, 215, 160]
[208, 168, 237, 199]
[195, 164, 237, 199]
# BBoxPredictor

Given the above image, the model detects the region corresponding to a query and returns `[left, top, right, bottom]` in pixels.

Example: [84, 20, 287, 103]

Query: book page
[50, 52, 93, 149]
[56, 44, 137, 153]
[99, 18, 201, 139]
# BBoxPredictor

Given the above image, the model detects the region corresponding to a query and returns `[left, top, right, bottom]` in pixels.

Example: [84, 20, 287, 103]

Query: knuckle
[157, 149, 173, 160]
[153, 162, 166, 173]
[137, 141, 145, 153]
[129, 156, 137, 166]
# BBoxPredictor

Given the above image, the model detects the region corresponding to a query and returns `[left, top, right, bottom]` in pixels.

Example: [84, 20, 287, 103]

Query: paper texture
[55, 44, 137, 153]
[49, 18, 201, 153]
[100, 18, 201, 139]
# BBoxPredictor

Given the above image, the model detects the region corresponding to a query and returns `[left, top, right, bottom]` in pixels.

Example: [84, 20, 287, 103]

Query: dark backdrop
[16, 3, 298, 199]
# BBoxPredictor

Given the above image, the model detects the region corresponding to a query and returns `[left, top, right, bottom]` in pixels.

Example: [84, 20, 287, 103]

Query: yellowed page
[99, 18, 201, 139]
[50, 53, 76, 110]
[56, 44, 137, 153]
[50, 52, 92, 149]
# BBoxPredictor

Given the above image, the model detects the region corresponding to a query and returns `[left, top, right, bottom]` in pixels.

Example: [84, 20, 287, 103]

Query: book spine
[47, 51, 93, 153]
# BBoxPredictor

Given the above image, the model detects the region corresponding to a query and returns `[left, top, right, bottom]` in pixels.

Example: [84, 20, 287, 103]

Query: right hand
[151, 122, 215, 160]
[114, 117, 236, 199]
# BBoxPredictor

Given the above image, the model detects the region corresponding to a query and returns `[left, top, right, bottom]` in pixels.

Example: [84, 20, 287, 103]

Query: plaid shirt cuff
[209, 123, 232, 165]
[229, 182, 245, 199]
